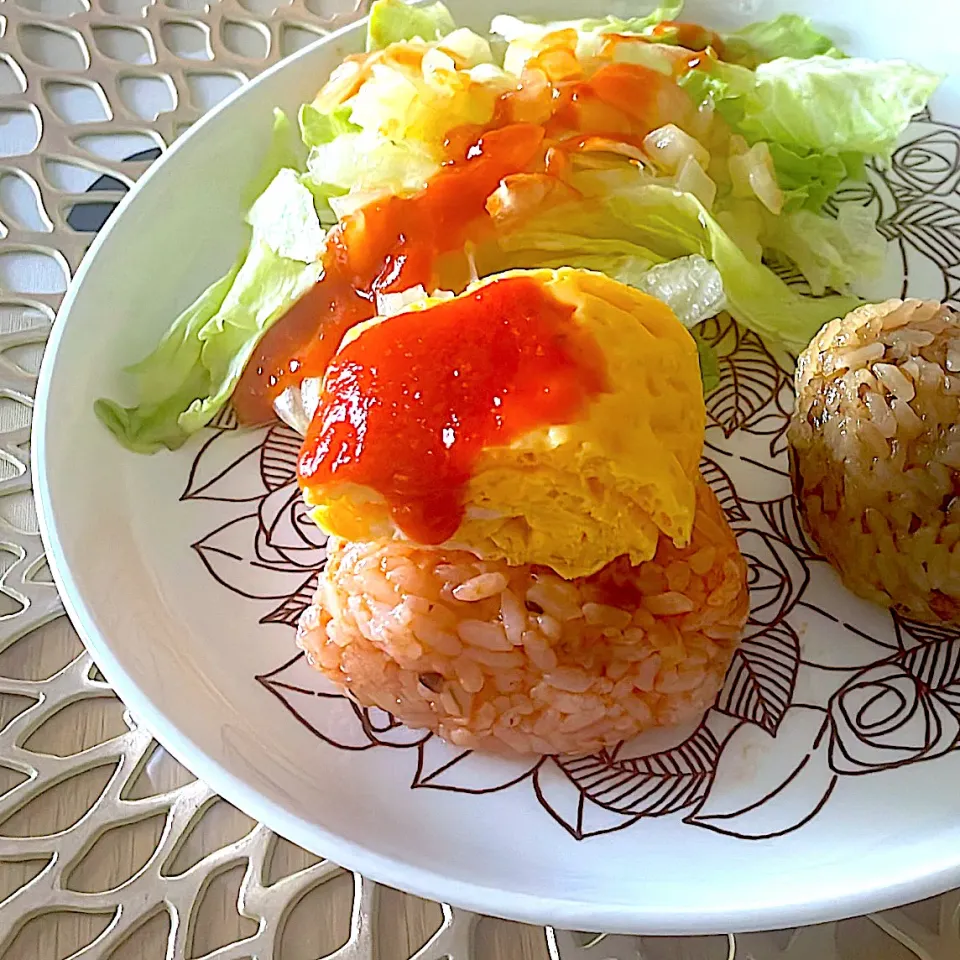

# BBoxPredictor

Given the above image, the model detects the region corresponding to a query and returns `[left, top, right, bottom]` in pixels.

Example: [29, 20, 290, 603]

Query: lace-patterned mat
[0, 0, 959, 956]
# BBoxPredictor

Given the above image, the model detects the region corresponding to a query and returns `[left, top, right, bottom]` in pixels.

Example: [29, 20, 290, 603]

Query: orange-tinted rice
[298, 480, 748, 754]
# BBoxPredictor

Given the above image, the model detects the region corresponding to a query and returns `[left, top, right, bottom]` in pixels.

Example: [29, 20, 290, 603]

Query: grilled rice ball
[789, 298, 960, 622]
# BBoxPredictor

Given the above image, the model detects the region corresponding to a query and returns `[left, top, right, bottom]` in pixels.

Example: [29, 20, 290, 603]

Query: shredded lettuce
[306, 131, 438, 217]
[693, 332, 720, 395]
[760, 203, 887, 296]
[722, 14, 844, 67]
[490, 4, 684, 42]
[765, 143, 850, 212]
[498, 185, 859, 351]
[599, 185, 860, 350]
[366, 0, 455, 51]
[688, 56, 941, 157]
[490, 231, 663, 286]
[636, 255, 726, 328]
[95, 242, 321, 453]
[95, 120, 325, 453]
[97, 0, 941, 451]
[298, 103, 360, 149]
[492, 5, 684, 73]
[241, 108, 303, 209]
[248, 168, 326, 263]
[681, 49, 939, 221]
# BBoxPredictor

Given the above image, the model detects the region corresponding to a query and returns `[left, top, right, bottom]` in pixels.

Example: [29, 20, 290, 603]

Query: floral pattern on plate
[183, 111, 960, 841]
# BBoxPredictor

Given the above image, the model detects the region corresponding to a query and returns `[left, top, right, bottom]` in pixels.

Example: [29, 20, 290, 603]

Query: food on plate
[296, 268, 704, 579]
[789, 300, 960, 623]
[299, 482, 747, 755]
[91, 0, 944, 750]
[95, 1, 940, 453]
[295, 270, 749, 754]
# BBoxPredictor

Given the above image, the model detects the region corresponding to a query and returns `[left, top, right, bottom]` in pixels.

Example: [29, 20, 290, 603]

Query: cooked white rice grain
[298, 481, 748, 755]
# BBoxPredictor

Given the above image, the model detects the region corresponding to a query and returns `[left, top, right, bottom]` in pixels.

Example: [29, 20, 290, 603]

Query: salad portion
[96, 0, 939, 452]
[92, 1, 948, 756]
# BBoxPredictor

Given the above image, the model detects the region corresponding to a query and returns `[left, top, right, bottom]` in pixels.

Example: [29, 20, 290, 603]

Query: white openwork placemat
[1, 0, 959, 956]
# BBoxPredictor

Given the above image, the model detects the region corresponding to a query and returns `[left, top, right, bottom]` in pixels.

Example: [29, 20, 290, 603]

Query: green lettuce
[95, 241, 321, 453]
[760, 203, 887, 296]
[635, 255, 726, 328]
[694, 333, 720, 395]
[604, 186, 860, 350]
[492, 231, 663, 286]
[682, 51, 939, 217]
[491, 4, 684, 42]
[723, 14, 844, 67]
[499, 185, 858, 352]
[689, 55, 941, 157]
[95, 123, 326, 452]
[766, 142, 850, 212]
[248, 168, 327, 264]
[241, 108, 303, 209]
[366, 0, 455, 51]
[298, 103, 360, 150]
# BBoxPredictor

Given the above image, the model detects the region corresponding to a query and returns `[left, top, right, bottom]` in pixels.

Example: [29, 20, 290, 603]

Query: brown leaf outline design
[755, 494, 823, 561]
[686, 707, 836, 840]
[717, 620, 800, 734]
[698, 314, 785, 437]
[260, 422, 303, 491]
[260, 572, 319, 626]
[700, 455, 748, 524]
[893, 611, 960, 650]
[880, 199, 960, 272]
[551, 724, 720, 817]
[257, 653, 429, 751]
[181, 428, 266, 502]
[412, 739, 541, 794]
[739, 528, 810, 627]
[208, 405, 239, 430]
[903, 639, 960, 712]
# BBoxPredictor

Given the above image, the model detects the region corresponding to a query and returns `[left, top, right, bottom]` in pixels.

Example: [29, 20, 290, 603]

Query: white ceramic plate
[33, 0, 960, 935]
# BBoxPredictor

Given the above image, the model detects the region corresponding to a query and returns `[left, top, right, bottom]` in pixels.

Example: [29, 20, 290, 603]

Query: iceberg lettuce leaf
[367, 0, 455, 51]
[723, 14, 844, 67]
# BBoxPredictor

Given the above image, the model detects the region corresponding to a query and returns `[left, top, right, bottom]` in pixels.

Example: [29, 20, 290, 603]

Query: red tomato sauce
[298, 275, 608, 544]
[649, 20, 726, 58]
[233, 22, 717, 427]
[232, 124, 544, 424]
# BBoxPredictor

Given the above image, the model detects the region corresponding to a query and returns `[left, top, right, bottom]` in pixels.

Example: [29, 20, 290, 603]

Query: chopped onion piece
[674, 156, 717, 210]
[273, 386, 310, 437]
[728, 142, 783, 214]
[575, 137, 647, 163]
[637, 255, 726, 328]
[438, 28, 494, 67]
[376, 285, 430, 317]
[329, 189, 383, 221]
[300, 377, 323, 422]
[273, 376, 324, 437]
[421, 47, 458, 84]
[687, 100, 715, 142]
[642, 123, 710, 174]
[486, 173, 580, 226]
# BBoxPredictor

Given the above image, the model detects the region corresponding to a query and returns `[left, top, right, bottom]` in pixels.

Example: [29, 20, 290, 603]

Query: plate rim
[30, 4, 960, 935]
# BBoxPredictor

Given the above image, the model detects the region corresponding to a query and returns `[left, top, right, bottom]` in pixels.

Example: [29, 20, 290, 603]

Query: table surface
[1, 0, 959, 957]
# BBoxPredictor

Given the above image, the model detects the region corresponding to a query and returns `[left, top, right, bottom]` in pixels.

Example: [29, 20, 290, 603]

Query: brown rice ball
[789, 298, 960, 622]
[297, 480, 748, 755]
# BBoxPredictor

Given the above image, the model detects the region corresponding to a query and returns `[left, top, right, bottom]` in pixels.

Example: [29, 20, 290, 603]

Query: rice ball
[297, 480, 748, 755]
[789, 298, 960, 622]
